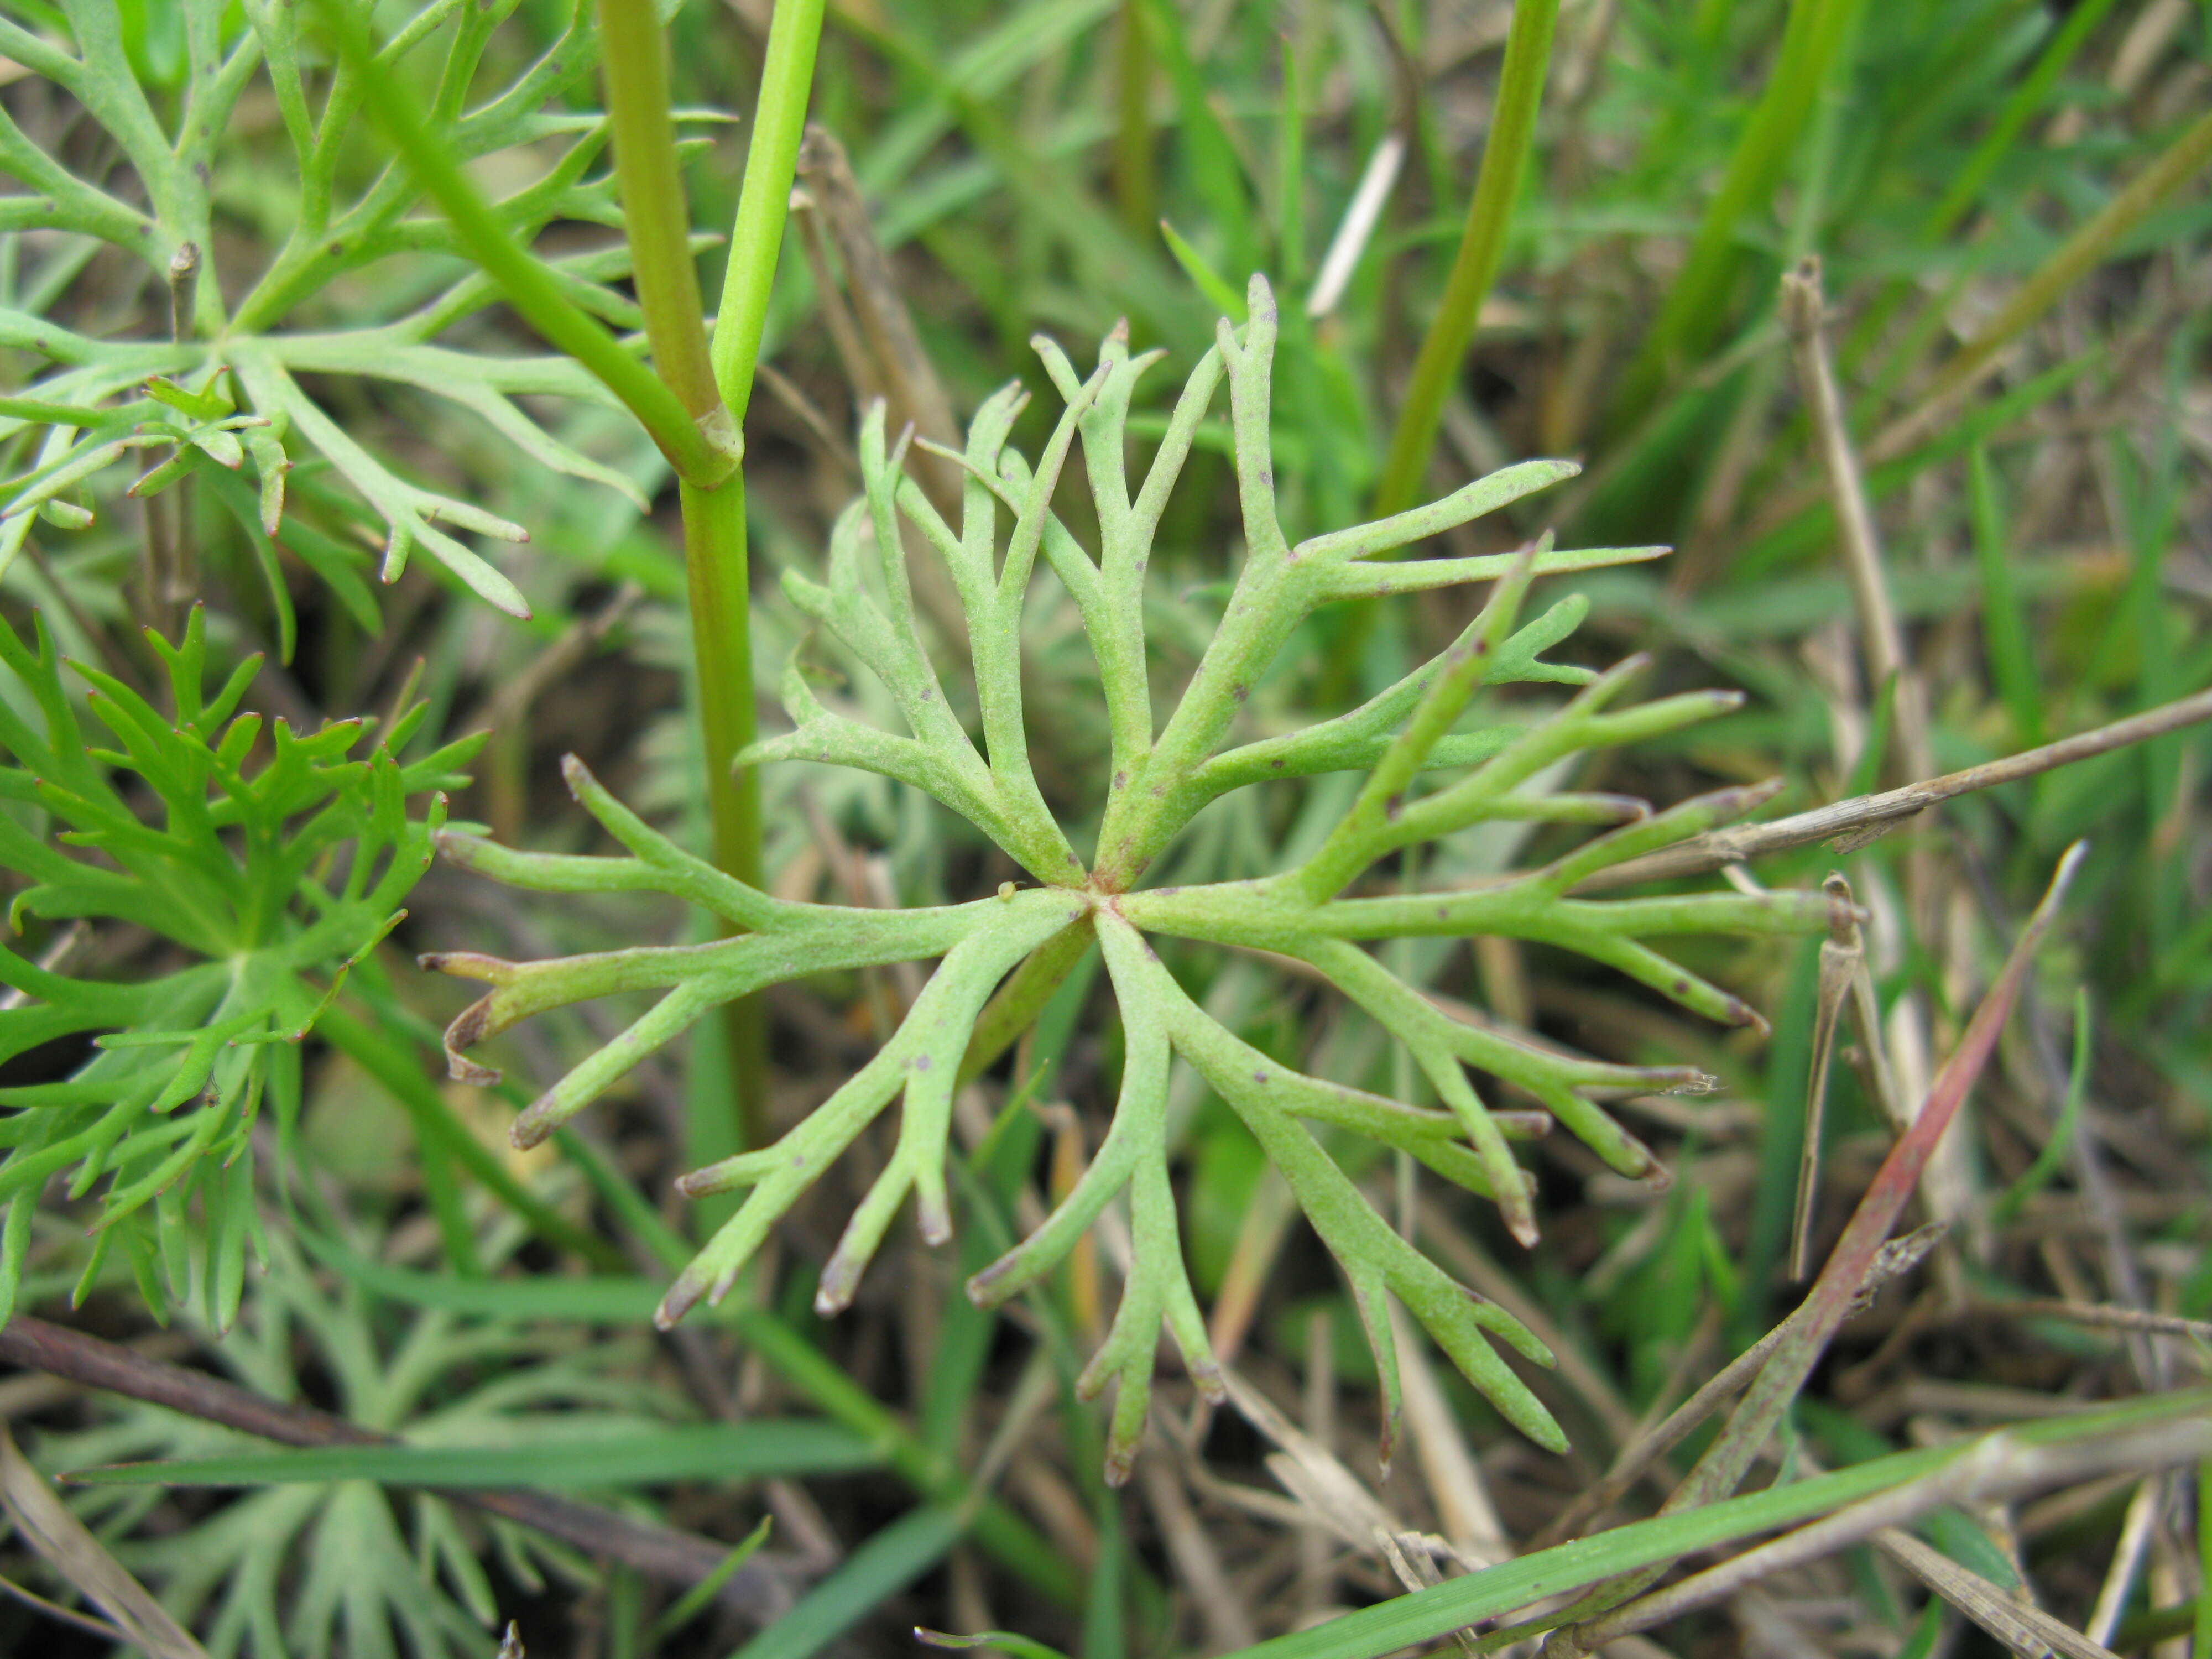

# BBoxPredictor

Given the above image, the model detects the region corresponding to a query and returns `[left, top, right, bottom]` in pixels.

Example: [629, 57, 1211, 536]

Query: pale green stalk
[593, 0, 775, 1145]
[712, 0, 828, 422]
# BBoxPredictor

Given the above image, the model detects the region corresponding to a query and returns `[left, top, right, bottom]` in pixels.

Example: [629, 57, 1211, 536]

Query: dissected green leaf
[0, 0, 665, 622]
[38, 1230, 678, 1659]
[0, 606, 479, 1327]
[434, 280, 1840, 1478]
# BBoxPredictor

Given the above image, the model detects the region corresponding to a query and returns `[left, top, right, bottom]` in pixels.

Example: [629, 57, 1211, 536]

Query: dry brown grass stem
[794, 124, 962, 501]
[1876, 1527, 2123, 1659]
[1576, 687, 2212, 891]
[1781, 255, 1934, 786]
[1138, 1455, 1258, 1651]
[1968, 1299, 2212, 1344]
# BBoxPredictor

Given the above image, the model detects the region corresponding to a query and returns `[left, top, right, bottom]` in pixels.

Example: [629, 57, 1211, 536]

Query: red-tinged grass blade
[1720, 840, 2089, 1469]
[1543, 840, 2090, 1645]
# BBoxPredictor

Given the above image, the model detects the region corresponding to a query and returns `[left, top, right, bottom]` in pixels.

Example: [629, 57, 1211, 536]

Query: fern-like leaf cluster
[435, 279, 1840, 1476]
[0, 606, 478, 1327]
[1, 0, 675, 622]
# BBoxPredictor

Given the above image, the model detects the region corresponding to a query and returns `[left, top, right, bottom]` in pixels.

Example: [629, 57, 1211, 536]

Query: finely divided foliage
[0, 607, 479, 1331]
[436, 278, 1841, 1478]
[40, 1227, 649, 1659]
[0, 0, 666, 623]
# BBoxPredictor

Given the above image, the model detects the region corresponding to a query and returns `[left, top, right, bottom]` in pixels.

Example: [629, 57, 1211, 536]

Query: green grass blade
[1371, 0, 1559, 517]
[1159, 220, 1246, 322]
[1610, 0, 1864, 432]
[651, 1517, 775, 1644]
[1203, 1389, 2212, 1659]
[732, 1506, 967, 1659]
[64, 1423, 883, 1489]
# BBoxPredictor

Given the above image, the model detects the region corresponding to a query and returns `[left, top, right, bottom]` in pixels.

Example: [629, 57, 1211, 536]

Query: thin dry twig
[1969, 1300, 2212, 1345]
[1781, 255, 1935, 786]
[1577, 692, 2212, 891]
[1794, 872, 1902, 1280]
[794, 124, 962, 501]
[1138, 1453, 1258, 1652]
[1218, 1368, 1430, 1564]
[471, 581, 643, 738]
[790, 185, 878, 410]
[756, 358, 860, 477]
[1299, 1307, 1339, 1617]
[1877, 1526, 2120, 1659]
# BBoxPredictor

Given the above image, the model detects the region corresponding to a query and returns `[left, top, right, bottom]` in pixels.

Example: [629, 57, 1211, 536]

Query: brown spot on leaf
[444, 999, 493, 1058]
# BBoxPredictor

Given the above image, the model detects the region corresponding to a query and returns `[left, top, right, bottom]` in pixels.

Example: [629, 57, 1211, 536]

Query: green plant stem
[1370, 0, 1559, 518]
[316, 0, 728, 486]
[597, 0, 723, 421]
[598, 0, 768, 1144]
[693, 0, 826, 1146]
[680, 477, 766, 1148]
[594, 0, 752, 849]
[712, 0, 828, 422]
